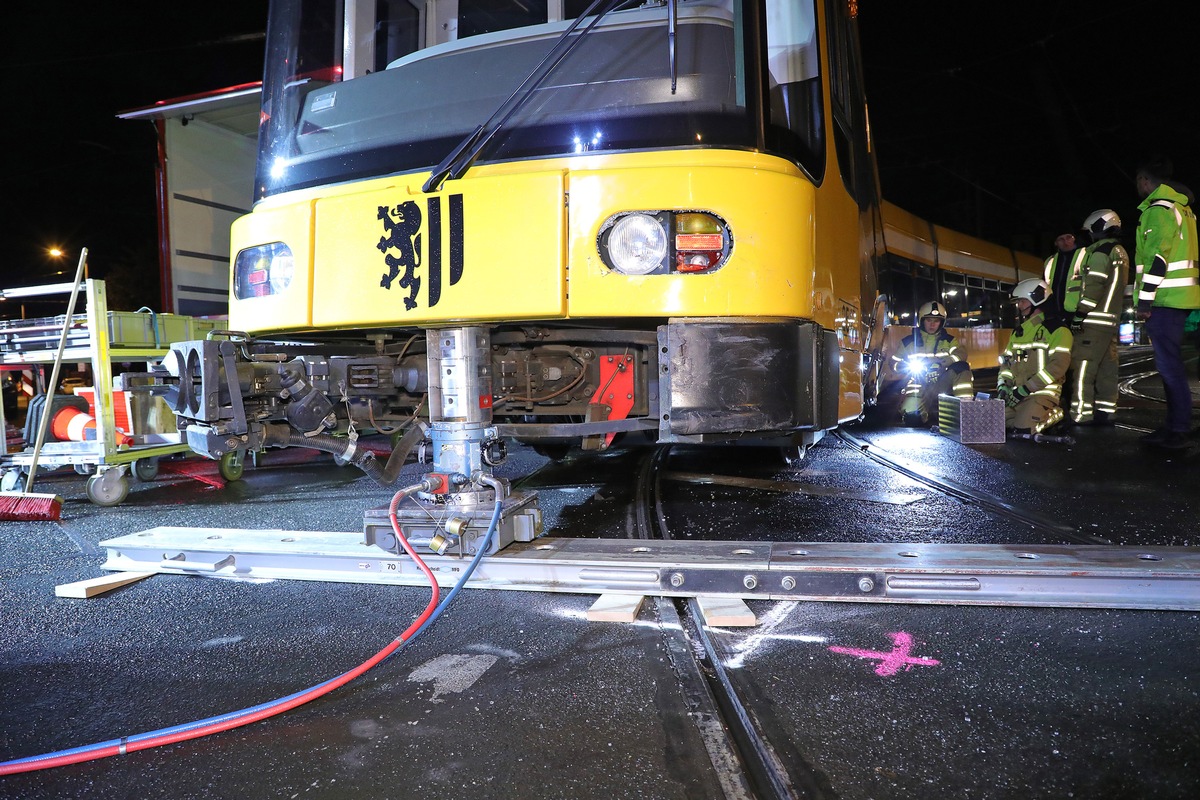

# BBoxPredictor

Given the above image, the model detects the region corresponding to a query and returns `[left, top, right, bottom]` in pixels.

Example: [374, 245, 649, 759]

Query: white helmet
[1012, 278, 1050, 307]
[1083, 208, 1121, 236]
[918, 301, 947, 321]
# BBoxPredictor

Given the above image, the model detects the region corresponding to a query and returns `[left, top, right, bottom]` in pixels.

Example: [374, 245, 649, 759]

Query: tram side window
[939, 272, 966, 326]
[885, 266, 915, 325]
[913, 265, 935, 320]
[765, 0, 824, 179]
[978, 278, 1001, 327]
[998, 282, 1017, 328]
[825, 0, 872, 206]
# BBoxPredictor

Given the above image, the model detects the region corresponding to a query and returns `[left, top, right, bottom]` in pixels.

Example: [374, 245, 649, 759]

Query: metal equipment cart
[0, 279, 217, 505]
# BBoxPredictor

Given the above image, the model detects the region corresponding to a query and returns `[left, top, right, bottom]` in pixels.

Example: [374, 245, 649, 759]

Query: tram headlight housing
[599, 211, 731, 276]
[234, 243, 295, 299]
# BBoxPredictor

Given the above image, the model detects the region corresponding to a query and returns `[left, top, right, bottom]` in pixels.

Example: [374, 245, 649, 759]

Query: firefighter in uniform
[1069, 209, 1129, 425]
[997, 279, 1073, 434]
[1134, 158, 1199, 448]
[890, 301, 974, 426]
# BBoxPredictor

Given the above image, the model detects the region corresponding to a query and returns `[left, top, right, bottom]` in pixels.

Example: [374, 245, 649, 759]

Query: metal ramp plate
[100, 527, 1200, 611]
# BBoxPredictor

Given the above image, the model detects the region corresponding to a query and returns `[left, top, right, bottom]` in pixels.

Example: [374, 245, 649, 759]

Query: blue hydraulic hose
[405, 497, 503, 644]
[1, 490, 504, 772]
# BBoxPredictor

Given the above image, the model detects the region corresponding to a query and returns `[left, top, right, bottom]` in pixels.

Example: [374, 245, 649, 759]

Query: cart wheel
[133, 457, 160, 482]
[219, 450, 245, 481]
[86, 471, 130, 507]
[1, 469, 23, 492]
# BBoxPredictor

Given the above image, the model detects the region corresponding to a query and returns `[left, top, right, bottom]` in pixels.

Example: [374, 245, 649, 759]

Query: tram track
[834, 429, 1111, 546]
[631, 446, 825, 800]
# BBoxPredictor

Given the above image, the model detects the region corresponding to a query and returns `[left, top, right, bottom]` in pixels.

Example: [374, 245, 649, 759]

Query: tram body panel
[567, 152, 818, 320]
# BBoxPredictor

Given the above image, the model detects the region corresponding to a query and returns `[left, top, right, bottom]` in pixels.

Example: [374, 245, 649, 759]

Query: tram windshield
[256, 0, 824, 199]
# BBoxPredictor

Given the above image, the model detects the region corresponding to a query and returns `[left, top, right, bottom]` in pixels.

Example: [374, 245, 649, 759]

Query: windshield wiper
[422, 0, 636, 193]
[668, 0, 678, 94]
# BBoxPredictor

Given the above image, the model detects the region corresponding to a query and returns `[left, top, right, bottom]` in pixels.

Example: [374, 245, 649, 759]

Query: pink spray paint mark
[828, 631, 941, 676]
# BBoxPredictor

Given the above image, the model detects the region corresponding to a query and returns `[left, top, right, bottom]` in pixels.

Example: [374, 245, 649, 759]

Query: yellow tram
[168, 0, 884, 469]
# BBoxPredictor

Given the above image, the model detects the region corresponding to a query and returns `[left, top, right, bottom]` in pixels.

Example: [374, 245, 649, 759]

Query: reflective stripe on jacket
[891, 329, 966, 372]
[1076, 238, 1129, 329]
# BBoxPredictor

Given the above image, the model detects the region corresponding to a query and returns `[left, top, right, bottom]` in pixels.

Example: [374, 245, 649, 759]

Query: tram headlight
[606, 213, 669, 275]
[234, 243, 294, 299]
[599, 211, 732, 276]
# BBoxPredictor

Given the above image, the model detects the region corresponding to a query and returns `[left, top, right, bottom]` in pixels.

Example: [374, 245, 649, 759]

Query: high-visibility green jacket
[1135, 184, 1200, 310]
[1076, 237, 1129, 330]
[891, 328, 967, 375]
[998, 310, 1073, 402]
[1044, 247, 1087, 313]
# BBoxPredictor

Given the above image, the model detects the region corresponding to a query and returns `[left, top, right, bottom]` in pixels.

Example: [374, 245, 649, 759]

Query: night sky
[2, 2, 268, 311]
[2, 1, 1194, 311]
[858, 0, 1195, 255]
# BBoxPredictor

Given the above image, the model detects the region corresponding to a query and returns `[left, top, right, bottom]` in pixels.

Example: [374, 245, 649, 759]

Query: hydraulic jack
[364, 327, 542, 556]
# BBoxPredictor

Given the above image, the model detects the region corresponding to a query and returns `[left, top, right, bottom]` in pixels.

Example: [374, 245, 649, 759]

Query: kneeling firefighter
[996, 279, 1073, 434]
[891, 301, 974, 426]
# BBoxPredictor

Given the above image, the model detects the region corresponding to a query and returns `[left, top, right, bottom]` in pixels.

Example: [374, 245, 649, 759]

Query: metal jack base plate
[98, 530, 1200, 611]
[362, 492, 541, 556]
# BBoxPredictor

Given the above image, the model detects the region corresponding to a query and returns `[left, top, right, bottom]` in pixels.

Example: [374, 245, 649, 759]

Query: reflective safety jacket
[998, 310, 1073, 401]
[1044, 247, 1087, 313]
[1135, 184, 1200, 310]
[1076, 237, 1129, 331]
[891, 328, 967, 378]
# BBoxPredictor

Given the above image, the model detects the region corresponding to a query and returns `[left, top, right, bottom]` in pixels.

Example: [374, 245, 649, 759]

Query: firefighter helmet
[1083, 208, 1121, 237]
[1012, 278, 1050, 307]
[918, 301, 947, 321]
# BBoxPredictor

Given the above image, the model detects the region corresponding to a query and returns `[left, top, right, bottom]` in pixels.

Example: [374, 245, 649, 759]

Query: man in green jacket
[1134, 157, 1200, 449]
[1069, 209, 1129, 425]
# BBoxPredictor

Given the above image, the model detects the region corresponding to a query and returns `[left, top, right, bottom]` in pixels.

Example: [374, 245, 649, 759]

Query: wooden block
[696, 595, 757, 627]
[586, 593, 645, 623]
[55, 571, 156, 599]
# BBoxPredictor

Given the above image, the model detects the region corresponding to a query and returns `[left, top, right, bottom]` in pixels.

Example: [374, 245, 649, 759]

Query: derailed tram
[164, 0, 882, 551]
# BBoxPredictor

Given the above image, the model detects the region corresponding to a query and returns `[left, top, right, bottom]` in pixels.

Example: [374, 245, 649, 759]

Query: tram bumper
[659, 320, 840, 440]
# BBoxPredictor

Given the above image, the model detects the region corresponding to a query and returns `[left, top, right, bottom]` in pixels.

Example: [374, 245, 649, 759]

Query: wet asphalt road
[2, 348, 1200, 798]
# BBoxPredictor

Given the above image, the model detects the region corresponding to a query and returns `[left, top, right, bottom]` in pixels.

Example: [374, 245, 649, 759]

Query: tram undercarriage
[157, 320, 841, 555]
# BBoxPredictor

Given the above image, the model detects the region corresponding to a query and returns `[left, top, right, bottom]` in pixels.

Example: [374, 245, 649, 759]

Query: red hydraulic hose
[0, 483, 439, 776]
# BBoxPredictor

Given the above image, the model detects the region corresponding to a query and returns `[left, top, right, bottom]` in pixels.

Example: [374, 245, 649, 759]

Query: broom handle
[24, 248, 89, 494]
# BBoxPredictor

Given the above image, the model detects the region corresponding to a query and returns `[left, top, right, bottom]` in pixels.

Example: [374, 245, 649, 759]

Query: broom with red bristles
[0, 249, 89, 521]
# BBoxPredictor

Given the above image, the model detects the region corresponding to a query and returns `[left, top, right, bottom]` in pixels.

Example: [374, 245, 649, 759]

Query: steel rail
[633, 446, 817, 800]
[834, 429, 1110, 546]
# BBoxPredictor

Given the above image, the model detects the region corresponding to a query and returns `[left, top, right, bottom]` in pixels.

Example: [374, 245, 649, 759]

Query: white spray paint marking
[198, 635, 244, 649]
[408, 654, 498, 702]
